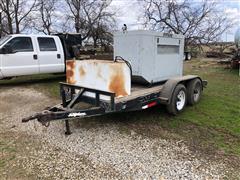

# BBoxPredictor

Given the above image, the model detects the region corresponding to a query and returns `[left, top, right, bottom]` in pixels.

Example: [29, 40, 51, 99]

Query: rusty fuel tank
[66, 60, 131, 99]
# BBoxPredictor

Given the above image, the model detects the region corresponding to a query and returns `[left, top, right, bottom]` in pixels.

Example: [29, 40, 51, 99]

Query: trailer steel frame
[22, 76, 207, 134]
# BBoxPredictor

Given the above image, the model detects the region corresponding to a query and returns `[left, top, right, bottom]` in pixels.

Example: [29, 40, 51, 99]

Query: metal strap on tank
[114, 56, 132, 78]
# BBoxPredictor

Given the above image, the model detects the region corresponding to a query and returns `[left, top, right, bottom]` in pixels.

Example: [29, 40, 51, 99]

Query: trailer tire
[167, 84, 187, 115]
[187, 78, 202, 106]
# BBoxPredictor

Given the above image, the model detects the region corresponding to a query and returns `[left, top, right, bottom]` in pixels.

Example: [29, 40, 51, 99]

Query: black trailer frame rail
[60, 82, 116, 111]
[22, 82, 118, 134]
[22, 82, 165, 134]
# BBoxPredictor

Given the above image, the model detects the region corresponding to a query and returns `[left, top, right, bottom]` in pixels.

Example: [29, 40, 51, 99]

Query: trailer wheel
[167, 84, 187, 115]
[187, 78, 202, 105]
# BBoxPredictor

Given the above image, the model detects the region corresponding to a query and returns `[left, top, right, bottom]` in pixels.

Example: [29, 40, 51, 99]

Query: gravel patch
[0, 87, 234, 179]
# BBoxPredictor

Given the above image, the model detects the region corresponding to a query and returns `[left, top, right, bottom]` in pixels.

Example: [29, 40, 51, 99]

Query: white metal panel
[157, 37, 180, 45]
[37, 36, 64, 73]
[154, 36, 184, 81]
[66, 60, 131, 100]
[114, 30, 185, 84]
[114, 34, 140, 74]
[138, 35, 155, 83]
[114, 30, 184, 39]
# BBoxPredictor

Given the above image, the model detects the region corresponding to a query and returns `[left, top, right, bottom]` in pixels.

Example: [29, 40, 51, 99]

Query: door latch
[33, 54, 38, 60]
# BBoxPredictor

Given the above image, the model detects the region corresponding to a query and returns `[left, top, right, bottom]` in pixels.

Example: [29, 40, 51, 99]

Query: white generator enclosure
[114, 30, 185, 84]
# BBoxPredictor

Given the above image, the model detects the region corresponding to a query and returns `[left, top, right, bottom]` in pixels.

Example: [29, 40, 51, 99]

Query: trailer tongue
[22, 79, 118, 134]
[22, 105, 105, 129]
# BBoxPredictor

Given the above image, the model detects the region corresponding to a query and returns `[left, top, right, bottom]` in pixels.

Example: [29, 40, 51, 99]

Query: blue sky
[221, 0, 240, 41]
[111, 0, 240, 41]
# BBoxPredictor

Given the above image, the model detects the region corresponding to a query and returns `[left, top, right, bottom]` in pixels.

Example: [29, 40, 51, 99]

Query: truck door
[1, 37, 39, 77]
[37, 37, 64, 73]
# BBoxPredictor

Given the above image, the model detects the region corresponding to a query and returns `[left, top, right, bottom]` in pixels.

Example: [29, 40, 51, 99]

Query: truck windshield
[0, 36, 12, 46]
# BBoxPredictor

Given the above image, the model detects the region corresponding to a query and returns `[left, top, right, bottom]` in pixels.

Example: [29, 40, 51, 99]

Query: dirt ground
[0, 61, 239, 179]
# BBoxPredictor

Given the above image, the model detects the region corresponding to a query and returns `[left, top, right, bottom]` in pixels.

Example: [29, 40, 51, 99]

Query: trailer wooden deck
[115, 84, 164, 103]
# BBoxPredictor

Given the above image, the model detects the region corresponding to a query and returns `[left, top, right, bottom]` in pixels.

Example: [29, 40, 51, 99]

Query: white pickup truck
[0, 33, 81, 80]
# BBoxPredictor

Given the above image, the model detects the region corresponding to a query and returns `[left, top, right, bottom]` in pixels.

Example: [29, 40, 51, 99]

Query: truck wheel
[187, 78, 202, 106]
[167, 84, 187, 115]
[187, 53, 191, 60]
[184, 52, 192, 61]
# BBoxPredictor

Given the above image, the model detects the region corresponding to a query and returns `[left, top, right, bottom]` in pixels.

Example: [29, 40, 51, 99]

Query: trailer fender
[159, 75, 204, 105]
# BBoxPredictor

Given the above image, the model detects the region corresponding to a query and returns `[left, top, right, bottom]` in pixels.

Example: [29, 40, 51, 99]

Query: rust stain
[66, 60, 76, 84]
[79, 66, 86, 77]
[67, 60, 129, 97]
[108, 64, 128, 97]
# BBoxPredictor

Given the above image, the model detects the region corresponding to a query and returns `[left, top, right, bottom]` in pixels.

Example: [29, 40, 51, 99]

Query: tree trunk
[0, 12, 2, 38]
[93, 37, 98, 48]
[7, 15, 13, 34]
[75, 13, 80, 33]
[15, 20, 20, 34]
[75, 20, 80, 33]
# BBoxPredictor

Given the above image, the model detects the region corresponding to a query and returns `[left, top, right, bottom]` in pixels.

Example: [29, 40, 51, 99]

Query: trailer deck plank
[115, 84, 163, 103]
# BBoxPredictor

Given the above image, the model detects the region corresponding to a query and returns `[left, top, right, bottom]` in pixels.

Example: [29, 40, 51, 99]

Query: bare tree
[143, 0, 235, 48]
[0, 0, 37, 34]
[90, 23, 114, 48]
[65, 0, 115, 41]
[89, 5, 115, 48]
[0, 12, 4, 37]
[0, 12, 2, 37]
[33, 0, 56, 34]
[0, 0, 13, 34]
[0, 11, 12, 37]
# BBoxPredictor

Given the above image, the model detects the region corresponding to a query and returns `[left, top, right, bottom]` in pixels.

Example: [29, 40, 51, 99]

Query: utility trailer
[22, 60, 207, 135]
[22, 30, 207, 134]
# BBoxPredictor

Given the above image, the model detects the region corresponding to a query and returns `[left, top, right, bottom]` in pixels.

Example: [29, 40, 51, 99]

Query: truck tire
[187, 53, 191, 60]
[187, 78, 202, 106]
[167, 84, 187, 115]
[184, 52, 192, 61]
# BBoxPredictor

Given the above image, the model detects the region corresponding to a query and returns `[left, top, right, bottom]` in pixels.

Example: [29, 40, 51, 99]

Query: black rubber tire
[167, 84, 187, 115]
[184, 52, 192, 61]
[187, 53, 192, 60]
[187, 78, 203, 106]
[1, 77, 13, 80]
[184, 53, 187, 61]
